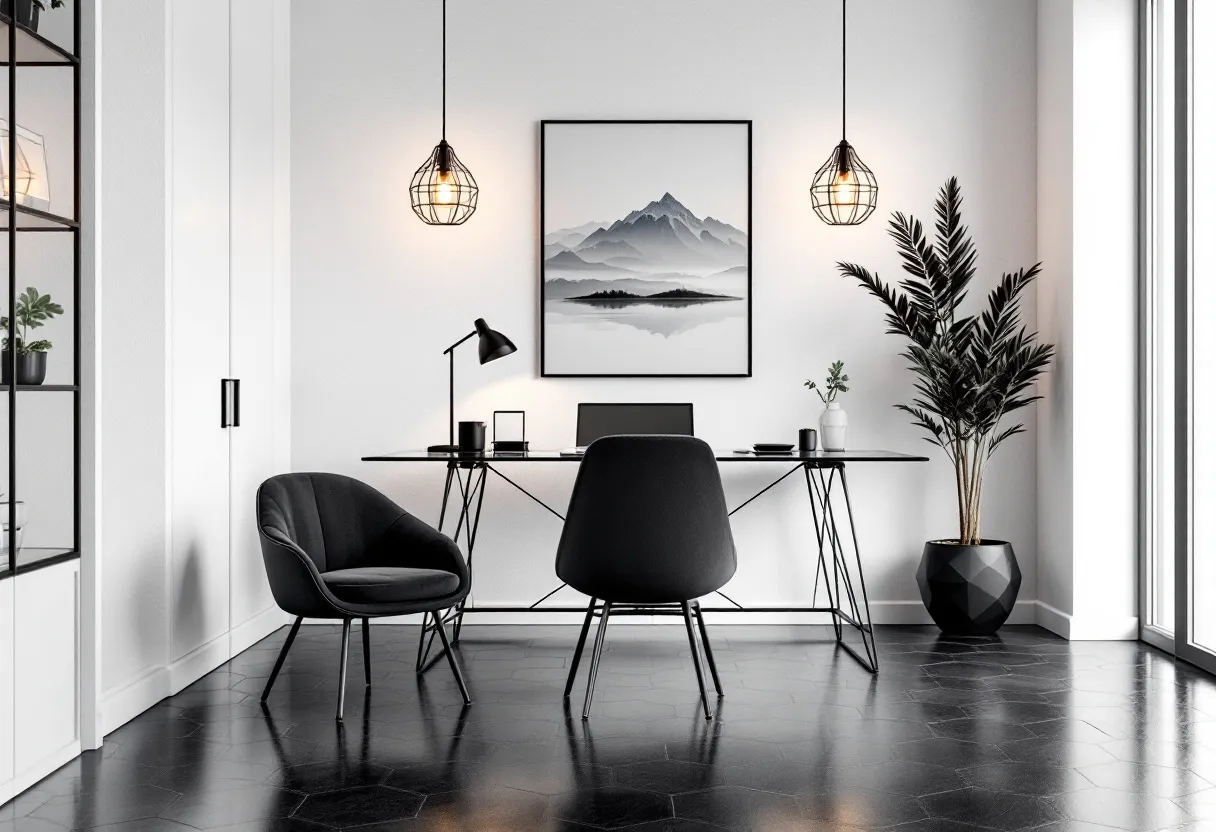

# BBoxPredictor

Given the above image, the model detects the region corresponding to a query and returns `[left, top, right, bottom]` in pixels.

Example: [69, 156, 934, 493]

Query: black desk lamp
[428, 318, 517, 452]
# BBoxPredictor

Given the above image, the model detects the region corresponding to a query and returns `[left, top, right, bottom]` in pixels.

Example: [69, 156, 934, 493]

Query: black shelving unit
[1, 6, 79, 579]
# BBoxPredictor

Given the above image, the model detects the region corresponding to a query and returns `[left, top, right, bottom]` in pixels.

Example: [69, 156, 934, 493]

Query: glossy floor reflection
[5, 624, 1216, 831]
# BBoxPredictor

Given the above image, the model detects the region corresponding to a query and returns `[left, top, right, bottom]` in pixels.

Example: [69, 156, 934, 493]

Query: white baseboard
[1034, 601, 1139, 640]
[100, 605, 288, 736]
[354, 600, 1039, 627]
[0, 740, 81, 806]
[231, 605, 292, 657]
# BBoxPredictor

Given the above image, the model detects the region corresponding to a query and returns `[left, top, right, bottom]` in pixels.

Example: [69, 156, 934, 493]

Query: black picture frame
[539, 119, 753, 378]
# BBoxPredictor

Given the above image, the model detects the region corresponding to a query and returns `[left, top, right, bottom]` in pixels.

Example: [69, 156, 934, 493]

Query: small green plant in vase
[2, 286, 64, 386]
[806, 360, 850, 451]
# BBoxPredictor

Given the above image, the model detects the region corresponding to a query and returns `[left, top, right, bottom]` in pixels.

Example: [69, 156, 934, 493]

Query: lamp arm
[442, 330, 478, 355]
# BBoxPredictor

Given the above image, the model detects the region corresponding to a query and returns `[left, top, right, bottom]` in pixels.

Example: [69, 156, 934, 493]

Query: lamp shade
[474, 318, 516, 364]
[810, 139, 878, 226]
[410, 140, 479, 226]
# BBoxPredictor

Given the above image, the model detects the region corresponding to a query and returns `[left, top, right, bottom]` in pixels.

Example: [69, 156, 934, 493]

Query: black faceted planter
[916, 539, 1021, 636]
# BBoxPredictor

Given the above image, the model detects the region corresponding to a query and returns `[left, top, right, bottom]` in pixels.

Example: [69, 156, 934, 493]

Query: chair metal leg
[692, 602, 723, 697]
[362, 618, 372, 687]
[261, 616, 302, 702]
[336, 619, 352, 721]
[432, 610, 471, 705]
[582, 601, 612, 720]
[565, 598, 597, 698]
[682, 602, 714, 720]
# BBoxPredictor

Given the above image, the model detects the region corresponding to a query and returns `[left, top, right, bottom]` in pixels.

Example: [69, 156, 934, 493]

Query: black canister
[458, 421, 486, 453]
[799, 428, 818, 452]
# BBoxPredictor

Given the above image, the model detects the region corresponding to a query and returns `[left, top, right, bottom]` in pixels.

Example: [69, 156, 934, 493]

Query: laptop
[561, 403, 695, 455]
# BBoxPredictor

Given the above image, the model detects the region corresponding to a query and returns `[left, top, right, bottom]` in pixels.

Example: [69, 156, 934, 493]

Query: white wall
[291, 0, 1041, 622]
[98, 0, 169, 703]
[1035, 0, 1139, 640]
[96, 0, 292, 734]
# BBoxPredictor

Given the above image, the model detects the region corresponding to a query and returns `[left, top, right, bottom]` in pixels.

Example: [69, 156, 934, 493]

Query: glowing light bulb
[831, 169, 857, 206]
[433, 171, 454, 205]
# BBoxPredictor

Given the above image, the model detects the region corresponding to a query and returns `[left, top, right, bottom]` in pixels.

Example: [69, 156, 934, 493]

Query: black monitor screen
[576, 403, 694, 447]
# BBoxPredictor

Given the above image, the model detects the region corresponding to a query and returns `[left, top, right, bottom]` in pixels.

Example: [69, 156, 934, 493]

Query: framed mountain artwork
[540, 120, 752, 377]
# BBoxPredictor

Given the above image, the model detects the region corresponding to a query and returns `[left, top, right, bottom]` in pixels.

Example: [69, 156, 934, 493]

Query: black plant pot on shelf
[1, 0, 40, 31]
[1, 351, 47, 385]
[916, 539, 1022, 636]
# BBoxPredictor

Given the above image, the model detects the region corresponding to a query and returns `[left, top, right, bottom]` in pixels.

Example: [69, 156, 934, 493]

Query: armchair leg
[336, 619, 351, 721]
[693, 602, 723, 697]
[432, 610, 471, 705]
[261, 616, 302, 702]
[682, 602, 714, 720]
[582, 602, 612, 720]
[565, 599, 597, 698]
[362, 618, 372, 686]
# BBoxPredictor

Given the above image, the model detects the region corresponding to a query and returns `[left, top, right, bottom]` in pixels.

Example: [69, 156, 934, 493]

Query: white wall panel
[230, 0, 291, 639]
[167, 0, 233, 663]
[97, 0, 169, 699]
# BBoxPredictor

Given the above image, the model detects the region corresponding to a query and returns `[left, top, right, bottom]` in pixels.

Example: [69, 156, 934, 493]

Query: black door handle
[221, 379, 241, 428]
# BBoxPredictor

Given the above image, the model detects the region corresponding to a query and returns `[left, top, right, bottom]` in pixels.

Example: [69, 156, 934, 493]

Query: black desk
[362, 448, 928, 674]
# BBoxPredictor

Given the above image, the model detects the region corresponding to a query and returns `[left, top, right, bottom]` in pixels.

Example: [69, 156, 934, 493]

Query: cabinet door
[168, 0, 232, 664]
[14, 562, 77, 777]
[228, 0, 287, 636]
[0, 578, 13, 791]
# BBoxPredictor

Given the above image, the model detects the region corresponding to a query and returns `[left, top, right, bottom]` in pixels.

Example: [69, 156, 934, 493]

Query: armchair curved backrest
[256, 473, 469, 618]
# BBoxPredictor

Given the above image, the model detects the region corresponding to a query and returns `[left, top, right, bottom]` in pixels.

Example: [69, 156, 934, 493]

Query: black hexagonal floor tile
[1048, 786, 1195, 830]
[921, 786, 1063, 830]
[673, 786, 801, 831]
[273, 761, 391, 794]
[958, 760, 1095, 797]
[160, 784, 305, 828]
[29, 785, 182, 829]
[615, 760, 724, 795]
[554, 786, 673, 829]
[840, 759, 966, 796]
[799, 786, 928, 827]
[292, 785, 425, 828]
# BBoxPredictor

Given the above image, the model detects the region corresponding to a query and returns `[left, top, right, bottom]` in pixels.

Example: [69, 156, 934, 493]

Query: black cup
[799, 428, 818, 452]
[458, 421, 486, 453]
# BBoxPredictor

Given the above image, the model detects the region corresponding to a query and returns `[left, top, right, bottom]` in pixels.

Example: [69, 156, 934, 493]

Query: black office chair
[256, 473, 471, 719]
[556, 436, 737, 720]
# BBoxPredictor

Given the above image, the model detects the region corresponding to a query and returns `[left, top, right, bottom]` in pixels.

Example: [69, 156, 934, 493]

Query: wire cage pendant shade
[411, 139, 478, 225]
[411, 0, 478, 225]
[810, 0, 877, 226]
[811, 139, 877, 225]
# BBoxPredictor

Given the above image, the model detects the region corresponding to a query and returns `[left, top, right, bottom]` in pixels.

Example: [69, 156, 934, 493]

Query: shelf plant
[838, 177, 1054, 634]
[2, 285, 64, 385]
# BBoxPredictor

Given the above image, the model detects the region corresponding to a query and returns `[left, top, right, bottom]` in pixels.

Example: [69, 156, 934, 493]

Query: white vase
[820, 402, 848, 451]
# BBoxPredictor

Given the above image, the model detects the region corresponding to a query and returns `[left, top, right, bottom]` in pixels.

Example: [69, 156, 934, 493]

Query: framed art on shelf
[540, 120, 752, 377]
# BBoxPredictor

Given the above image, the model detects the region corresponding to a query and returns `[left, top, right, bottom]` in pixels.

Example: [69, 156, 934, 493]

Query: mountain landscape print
[541, 121, 751, 376]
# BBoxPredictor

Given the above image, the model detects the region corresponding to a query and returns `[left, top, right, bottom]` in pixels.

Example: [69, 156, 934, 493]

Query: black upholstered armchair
[257, 473, 471, 718]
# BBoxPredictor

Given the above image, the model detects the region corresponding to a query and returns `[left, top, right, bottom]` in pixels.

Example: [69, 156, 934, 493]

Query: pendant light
[410, 0, 478, 225]
[810, 0, 877, 225]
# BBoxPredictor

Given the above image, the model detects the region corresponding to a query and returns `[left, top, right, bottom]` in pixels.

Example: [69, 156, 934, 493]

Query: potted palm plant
[2, 286, 64, 385]
[839, 178, 1054, 635]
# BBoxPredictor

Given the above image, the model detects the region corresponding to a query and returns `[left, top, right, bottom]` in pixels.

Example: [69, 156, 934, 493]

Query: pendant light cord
[442, 0, 447, 140]
[841, 0, 847, 140]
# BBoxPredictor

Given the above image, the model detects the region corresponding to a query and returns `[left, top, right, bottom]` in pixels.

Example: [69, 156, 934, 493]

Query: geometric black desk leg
[804, 465, 843, 644]
[808, 463, 879, 673]
[419, 461, 487, 673]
